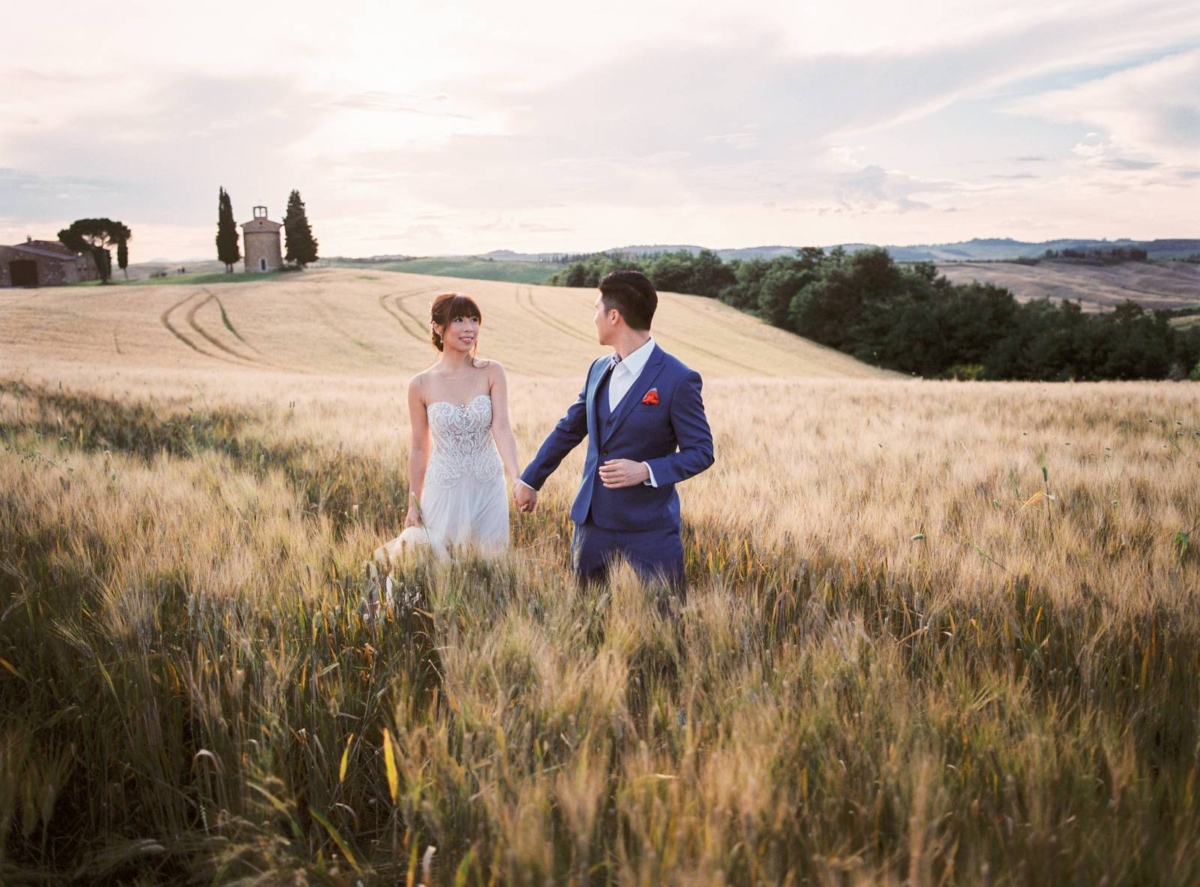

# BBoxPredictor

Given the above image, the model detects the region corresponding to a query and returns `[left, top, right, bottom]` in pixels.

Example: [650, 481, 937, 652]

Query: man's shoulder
[653, 345, 700, 379]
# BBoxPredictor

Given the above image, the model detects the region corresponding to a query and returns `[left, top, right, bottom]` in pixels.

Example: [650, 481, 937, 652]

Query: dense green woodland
[552, 248, 1200, 381]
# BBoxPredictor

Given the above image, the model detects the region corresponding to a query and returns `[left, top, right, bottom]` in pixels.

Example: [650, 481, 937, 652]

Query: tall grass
[2, 376, 1199, 884]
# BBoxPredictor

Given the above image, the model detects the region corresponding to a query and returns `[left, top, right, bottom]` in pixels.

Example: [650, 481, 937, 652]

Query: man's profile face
[594, 293, 616, 346]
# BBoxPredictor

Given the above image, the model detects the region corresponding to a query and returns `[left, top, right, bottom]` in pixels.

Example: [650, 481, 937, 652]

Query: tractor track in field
[378, 287, 430, 343]
[208, 292, 263, 354]
[159, 291, 243, 365]
[160, 289, 298, 370]
[186, 291, 265, 365]
[392, 290, 437, 339]
[519, 287, 596, 346]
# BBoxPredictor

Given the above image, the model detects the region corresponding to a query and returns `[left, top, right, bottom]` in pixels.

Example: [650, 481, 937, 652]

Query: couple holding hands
[397, 270, 714, 592]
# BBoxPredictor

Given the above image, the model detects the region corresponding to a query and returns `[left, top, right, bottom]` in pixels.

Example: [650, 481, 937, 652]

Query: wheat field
[1, 270, 1198, 885]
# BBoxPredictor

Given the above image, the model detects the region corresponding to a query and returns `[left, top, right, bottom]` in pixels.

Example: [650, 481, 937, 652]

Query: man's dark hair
[599, 269, 657, 331]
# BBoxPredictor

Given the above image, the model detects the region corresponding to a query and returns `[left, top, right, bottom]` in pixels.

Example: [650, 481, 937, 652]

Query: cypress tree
[115, 222, 132, 279]
[283, 189, 318, 269]
[216, 187, 241, 273]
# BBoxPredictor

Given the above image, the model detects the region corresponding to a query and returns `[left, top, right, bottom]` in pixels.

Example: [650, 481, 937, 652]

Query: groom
[515, 270, 714, 591]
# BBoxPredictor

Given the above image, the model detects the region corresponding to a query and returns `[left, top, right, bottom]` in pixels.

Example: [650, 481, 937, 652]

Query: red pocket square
[641, 389, 659, 406]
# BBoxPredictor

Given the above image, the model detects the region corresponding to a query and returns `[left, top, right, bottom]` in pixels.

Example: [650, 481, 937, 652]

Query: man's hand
[598, 459, 650, 489]
[514, 481, 538, 513]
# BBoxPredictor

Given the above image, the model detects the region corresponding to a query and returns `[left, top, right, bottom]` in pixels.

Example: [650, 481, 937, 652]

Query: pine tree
[283, 189, 319, 268]
[216, 187, 241, 273]
[58, 218, 131, 285]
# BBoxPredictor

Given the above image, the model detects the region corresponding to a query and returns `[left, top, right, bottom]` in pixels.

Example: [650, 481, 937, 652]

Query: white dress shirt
[607, 337, 655, 411]
[607, 337, 659, 487]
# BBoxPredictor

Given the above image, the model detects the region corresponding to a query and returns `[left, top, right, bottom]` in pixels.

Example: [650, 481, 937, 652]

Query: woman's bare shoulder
[408, 368, 433, 393]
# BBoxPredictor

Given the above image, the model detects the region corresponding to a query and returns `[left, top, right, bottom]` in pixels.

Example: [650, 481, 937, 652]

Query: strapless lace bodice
[425, 394, 504, 488]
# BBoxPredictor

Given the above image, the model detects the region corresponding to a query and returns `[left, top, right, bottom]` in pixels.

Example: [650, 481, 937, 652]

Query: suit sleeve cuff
[642, 462, 658, 488]
[515, 478, 538, 492]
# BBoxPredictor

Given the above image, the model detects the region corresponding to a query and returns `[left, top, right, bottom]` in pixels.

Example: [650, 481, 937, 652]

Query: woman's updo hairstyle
[429, 292, 483, 352]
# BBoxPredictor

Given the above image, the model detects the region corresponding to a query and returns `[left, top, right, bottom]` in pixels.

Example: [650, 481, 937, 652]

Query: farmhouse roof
[27, 239, 76, 255]
[6, 240, 82, 262]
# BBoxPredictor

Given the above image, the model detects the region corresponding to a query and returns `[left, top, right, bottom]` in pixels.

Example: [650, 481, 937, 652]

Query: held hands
[511, 460, 646, 513]
[599, 459, 650, 489]
[513, 481, 538, 514]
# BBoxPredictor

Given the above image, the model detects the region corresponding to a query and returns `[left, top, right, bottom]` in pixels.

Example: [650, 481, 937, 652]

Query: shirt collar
[614, 337, 655, 376]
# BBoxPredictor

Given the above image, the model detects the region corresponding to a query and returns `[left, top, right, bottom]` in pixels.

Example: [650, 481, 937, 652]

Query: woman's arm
[487, 362, 522, 486]
[405, 374, 431, 527]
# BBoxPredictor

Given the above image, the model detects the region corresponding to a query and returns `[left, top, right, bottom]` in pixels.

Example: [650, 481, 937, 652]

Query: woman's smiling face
[440, 314, 480, 352]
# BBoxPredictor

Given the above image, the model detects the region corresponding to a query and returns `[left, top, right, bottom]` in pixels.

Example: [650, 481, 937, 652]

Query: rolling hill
[0, 269, 890, 387]
[935, 260, 1200, 312]
[478, 238, 1200, 263]
[884, 238, 1200, 262]
[328, 256, 563, 284]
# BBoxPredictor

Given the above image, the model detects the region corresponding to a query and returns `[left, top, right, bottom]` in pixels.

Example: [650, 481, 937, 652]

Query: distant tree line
[1044, 246, 1149, 263]
[550, 248, 1200, 381]
[554, 252, 611, 265]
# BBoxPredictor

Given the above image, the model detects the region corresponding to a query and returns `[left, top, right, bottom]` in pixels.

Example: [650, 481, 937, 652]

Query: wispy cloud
[2, 0, 1198, 256]
[829, 166, 948, 214]
[0, 169, 125, 219]
[1006, 49, 1200, 170]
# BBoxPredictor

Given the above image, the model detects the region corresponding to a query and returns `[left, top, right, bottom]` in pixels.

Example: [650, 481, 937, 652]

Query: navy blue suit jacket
[521, 344, 714, 532]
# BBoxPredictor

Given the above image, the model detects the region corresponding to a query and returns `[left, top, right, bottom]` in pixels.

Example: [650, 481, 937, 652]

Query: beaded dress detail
[419, 394, 508, 556]
[425, 395, 504, 487]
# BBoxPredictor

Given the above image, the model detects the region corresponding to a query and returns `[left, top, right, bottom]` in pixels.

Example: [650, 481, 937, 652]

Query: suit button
[601, 450, 609, 456]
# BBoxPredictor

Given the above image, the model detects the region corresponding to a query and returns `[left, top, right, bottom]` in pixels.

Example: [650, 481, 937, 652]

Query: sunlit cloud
[1007, 49, 1200, 169]
[2, 0, 1198, 257]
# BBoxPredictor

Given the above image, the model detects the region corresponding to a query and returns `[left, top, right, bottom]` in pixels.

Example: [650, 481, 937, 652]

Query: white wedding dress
[417, 394, 509, 557]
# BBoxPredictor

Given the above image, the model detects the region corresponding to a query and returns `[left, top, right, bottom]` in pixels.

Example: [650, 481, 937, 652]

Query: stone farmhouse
[241, 206, 283, 272]
[0, 238, 99, 287]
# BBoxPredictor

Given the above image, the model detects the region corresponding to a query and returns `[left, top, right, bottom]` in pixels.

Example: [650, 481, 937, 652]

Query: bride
[399, 291, 521, 558]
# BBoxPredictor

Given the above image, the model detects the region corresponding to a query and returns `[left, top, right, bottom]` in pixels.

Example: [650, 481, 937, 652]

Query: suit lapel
[585, 357, 610, 439]
[603, 345, 666, 445]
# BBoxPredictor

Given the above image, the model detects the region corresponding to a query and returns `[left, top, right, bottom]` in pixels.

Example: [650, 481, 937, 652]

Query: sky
[1, 0, 1197, 261]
